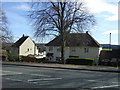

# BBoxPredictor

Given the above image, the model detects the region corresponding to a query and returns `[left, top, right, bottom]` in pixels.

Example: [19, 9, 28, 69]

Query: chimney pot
[23, 34, 24, 37]
[86, 31, 89, 34]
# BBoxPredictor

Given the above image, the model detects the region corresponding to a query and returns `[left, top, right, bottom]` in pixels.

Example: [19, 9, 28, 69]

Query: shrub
[1, 50, 8, 61]
[66, 57, 95, 65]
[21, 56, 47, 63]
[21, 56, 36, 62]
[8, 54, 19, 61]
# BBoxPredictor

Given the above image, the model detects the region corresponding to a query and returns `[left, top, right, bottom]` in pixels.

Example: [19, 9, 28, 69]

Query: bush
[66, 57, 95, 65]
[8, 54, 19, 61]
[21, 56, 37, 62]
[1, 50, 8, 61]
[21, 56, 47, 63]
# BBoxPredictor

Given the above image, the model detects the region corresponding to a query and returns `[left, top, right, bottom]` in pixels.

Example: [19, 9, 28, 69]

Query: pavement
[1, 61, 119, 73]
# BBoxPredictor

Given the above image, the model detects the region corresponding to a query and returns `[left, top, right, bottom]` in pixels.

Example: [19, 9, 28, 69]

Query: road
[1, 64, 120, 89]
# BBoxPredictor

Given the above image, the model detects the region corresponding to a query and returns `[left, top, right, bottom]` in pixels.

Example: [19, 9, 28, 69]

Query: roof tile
[12, 36, 29, 47]
[46, 33, 100, 47]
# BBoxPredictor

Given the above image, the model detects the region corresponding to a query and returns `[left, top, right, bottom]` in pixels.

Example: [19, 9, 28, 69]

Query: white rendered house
[45, 32, 102, 62]
[9, 35, 38, 57]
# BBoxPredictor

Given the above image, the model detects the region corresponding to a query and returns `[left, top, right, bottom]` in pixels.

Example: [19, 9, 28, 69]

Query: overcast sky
[2, 0, 119, 45]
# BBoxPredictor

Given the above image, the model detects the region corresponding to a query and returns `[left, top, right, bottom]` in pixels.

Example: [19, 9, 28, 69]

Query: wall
[35, 46, 39, 55]
[46, 46, 102, 62]
[46, 46, 61, 61]
[35, 51, 46, 59]
[69, 47, 101, 60]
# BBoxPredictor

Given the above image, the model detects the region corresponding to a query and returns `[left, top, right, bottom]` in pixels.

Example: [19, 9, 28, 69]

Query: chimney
[22, 34, 24, 37]
[86, 31, 89, 34]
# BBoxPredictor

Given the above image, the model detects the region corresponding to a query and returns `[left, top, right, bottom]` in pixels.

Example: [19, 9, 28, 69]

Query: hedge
[66, 57, 95, 65]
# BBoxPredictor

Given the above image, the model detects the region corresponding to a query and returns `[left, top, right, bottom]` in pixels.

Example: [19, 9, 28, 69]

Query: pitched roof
[12, 36, 29, 47]
[2, 43, 13, 49]
[36, 43, 46, 52]
[46, 32, 100, 47]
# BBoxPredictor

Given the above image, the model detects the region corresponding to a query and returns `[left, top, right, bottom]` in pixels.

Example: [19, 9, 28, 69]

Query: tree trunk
[61, 43, 64, 64]
[61, 32, 66, 64]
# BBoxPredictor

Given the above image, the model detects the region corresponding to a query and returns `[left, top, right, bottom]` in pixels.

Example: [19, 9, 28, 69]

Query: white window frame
[49, 47, 53, 51]
[57, 47, 61, 52]
[84, 48, 89, 53]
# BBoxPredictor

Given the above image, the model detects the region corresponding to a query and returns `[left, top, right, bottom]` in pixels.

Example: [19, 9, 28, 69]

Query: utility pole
[108, 33, 111, 66]
[109, 33, 111, 50]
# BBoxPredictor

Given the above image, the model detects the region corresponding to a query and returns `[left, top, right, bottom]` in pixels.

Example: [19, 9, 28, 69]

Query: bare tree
[28, 1, 95, 64]
[0, 8, 13, 43]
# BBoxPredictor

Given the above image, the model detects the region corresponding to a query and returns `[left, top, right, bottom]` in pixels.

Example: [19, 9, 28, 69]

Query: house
[99, 49, 120, 66]
[1, 43, 13, 61]
[2, 43, 13, 50]
[35, 43, 46, 58]
[9, 35, 39, 57]
[99, 44, 120, 66]
[101, 44, 120, 50]
[45, 31, 102, 63]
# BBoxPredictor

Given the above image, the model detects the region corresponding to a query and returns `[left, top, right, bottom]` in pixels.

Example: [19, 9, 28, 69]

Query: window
[84, 48, 89, 53]
[27, 48, 29, 51]
[49, 47, 53, 51]
[72, 48, 76, 52]
[57, 47, 61, 52]
[39, 48, 41, 52]
[56, 57, 61, 61]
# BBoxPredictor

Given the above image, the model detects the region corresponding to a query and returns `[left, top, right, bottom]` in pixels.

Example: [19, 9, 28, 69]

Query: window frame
[57, 47, 61, 52]
[49, 47, 53, 51]
[84, 48, 89, 53]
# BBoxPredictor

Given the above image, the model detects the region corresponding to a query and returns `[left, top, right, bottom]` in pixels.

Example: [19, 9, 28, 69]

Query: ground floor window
[84, 48, 89, 53]
[56, 57, 61, 62]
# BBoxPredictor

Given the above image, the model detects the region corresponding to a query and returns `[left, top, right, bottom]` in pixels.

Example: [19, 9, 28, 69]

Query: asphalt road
[1, 64, 120, 89]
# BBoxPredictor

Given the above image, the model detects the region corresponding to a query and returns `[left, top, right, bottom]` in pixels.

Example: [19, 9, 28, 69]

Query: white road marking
[28, 78, 62, 82]
[0, 71, 23, 76]
[92, 85, 120, 89]
[4, 77, 56, 86]
[2, 69, 61, 86]
[29, 74, 51, 77]
[112, 82, 118, 84]
[2, 70, 23, 74]
[88, 80, 96, 82]
[0, 74, 7, 76]
[38, 83, 55, 85]
[2, 70, 51, 78]
[31, 81, 55, 85]
[5, 78, 23, 82]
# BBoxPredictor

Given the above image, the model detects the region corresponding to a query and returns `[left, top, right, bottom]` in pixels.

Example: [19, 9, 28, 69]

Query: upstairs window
[39, 48, 41, 52]
[49, 47, 53, 51]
